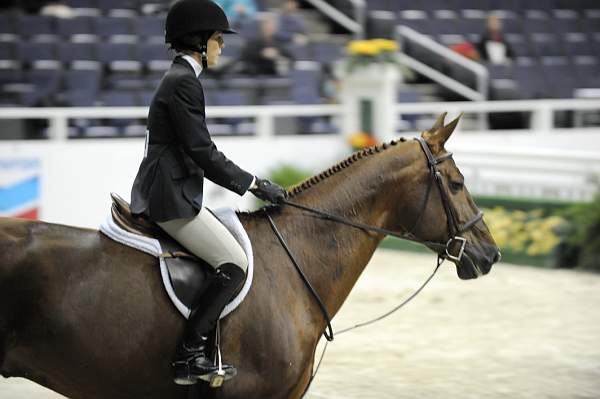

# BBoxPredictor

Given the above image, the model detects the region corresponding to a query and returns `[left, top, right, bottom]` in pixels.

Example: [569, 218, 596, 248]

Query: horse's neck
[267, 143, 419, 318]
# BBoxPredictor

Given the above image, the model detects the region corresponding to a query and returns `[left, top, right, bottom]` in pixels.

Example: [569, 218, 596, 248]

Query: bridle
[264, 137, 485, 341]
[409, 137, 484, 262]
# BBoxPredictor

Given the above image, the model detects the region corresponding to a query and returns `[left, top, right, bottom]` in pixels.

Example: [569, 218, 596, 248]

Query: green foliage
[268, 164, 312, 189]
[474, 195, 574, 215]
[555, 193, 600, 271]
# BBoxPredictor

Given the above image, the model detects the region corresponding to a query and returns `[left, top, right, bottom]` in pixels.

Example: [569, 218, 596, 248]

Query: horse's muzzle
[455, 242, 499, 280]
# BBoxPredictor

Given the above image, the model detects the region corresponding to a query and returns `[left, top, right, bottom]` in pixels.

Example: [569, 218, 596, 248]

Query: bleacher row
[365, 0, 600, 99]
[0, 2, 345, 136]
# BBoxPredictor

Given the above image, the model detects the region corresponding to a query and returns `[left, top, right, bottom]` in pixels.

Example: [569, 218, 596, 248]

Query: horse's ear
[421, 112, 447, 141]
[422, 113, 462, 149]
[437, 113, 462, 145]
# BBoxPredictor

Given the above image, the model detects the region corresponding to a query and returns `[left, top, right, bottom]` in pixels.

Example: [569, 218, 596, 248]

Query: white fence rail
[453, 147, 600, 202]
[1, 99, 599, 201]
[395, 99, 600, 131]
[0, 104, 343, 141]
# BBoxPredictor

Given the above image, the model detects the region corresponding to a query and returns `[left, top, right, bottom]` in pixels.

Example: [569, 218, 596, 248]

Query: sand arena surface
[2, 249, 600, 399]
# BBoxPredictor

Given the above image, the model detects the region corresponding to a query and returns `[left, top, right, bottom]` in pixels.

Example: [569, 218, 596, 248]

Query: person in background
[276, 0, 307, 44]
[237, 13, 293, 76]
[214, 0, 257, 28]
[477, 14, 513, 64]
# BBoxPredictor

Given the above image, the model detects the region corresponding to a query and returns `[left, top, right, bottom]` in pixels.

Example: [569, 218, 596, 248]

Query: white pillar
[340, 64, 400, 143]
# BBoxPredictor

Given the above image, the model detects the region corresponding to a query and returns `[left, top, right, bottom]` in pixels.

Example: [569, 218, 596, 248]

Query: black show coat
[130, 56, 254, 223]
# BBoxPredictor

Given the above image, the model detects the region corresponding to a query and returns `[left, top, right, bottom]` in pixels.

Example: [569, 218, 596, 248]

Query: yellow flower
[347, 39, 399, 56]
[371, 38, 399, 52]
[348, 40, 372, 55]
[481, 206, 567, 256]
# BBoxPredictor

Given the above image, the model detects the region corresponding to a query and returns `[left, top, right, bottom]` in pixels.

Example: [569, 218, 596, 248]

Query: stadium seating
[1, 0, 598, 136]
[378, 0, 600, 100]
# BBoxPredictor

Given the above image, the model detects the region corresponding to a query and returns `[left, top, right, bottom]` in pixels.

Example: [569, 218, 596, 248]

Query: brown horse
[0, 114, 499, 399]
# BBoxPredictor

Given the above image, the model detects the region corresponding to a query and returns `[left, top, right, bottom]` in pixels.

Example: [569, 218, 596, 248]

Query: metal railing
[305, 0, 366, 39]
[396, 25, 489, 101]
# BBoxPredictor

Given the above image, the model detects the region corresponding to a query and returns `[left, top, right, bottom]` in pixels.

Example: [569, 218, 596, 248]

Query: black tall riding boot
[173, 263, 246, 385]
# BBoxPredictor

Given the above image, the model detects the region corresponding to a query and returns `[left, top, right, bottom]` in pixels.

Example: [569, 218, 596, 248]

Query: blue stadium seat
[213, 90, 249, 106]
[60, 89, 98, 106]
[0, 42, 16, 60]
[0, 14, 16, 35]
[94, 17, 134, 37]
[564, 33, 594, 56]
[504, 34, 531, 57]
[453, 0, 491, 9]
[522, 12, 553, 34]
[531, 33, 564, 57]
[98, 0, 138, 12]
[277, 14, 306, 43]
[0, 61, 24, 85]
[397, 10, 431, 33]
[64, 68, 102, 92]
[487, 63, 514, 79]
[138, 90, 155, 106]
[100, 90, 137, 106]
[28, 67, 62, 98]
[540, 58, 575, 98]
[15, 14, 55, 38]
[58, 42, 96, 63]
[514, 58, 545, 98]
[56, 16, 95, 38]
[68, 0, 98, 7]
[287, 43, 311, 61]
[572, 57, 600, 88]
[16, 42, 59, 63]
[133, 15, 164, 38]
[312, 42, 344, 65]
[367, 10, 396, 39]
[96, 43, 136, 63]
[137, 43, 170, 62]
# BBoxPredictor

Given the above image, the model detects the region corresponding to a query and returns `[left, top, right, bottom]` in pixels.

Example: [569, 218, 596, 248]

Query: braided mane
[287, 137, 407, 198]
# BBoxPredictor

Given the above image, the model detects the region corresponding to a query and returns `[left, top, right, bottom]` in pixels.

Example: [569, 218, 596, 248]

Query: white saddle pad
[99, 208, 254, 319]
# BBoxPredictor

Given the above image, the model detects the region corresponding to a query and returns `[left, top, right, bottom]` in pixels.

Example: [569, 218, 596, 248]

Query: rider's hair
[169, 31, 215, 54]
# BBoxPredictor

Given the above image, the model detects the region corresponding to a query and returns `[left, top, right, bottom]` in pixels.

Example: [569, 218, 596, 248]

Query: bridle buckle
[445, 236, 467, 262]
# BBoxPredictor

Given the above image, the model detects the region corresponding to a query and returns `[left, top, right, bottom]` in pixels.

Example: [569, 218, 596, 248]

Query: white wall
[1, 129, 598, 229]
[0, 135, 346, 228]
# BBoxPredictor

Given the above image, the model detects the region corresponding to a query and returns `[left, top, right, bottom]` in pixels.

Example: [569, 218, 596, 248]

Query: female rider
[130, 0, 285, 386]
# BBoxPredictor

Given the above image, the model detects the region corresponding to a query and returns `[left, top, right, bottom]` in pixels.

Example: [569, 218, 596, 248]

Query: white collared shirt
[181, 54, 203, 78]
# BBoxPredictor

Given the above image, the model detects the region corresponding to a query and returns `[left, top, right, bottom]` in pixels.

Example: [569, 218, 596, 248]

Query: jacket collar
[173, 56, 202, 78]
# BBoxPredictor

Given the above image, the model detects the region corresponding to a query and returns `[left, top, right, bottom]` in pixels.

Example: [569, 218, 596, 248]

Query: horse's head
[393, 113, 500, 279]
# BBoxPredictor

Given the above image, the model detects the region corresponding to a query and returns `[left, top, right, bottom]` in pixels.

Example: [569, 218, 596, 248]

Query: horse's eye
[450, 181, 463, 191]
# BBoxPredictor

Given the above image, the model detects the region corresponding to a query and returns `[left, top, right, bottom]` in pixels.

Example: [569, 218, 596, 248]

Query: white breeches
[157, 207, 249, 272]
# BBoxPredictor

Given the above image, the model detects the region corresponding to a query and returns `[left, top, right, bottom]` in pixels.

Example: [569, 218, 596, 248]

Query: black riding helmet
[165, 0, 236, 67]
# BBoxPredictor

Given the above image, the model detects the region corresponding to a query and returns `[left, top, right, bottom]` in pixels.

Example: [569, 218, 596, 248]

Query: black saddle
[110, 193, 214, 311]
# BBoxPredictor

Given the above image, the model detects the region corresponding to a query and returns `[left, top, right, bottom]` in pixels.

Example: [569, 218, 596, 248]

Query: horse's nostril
[493, 250, 502, 263]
